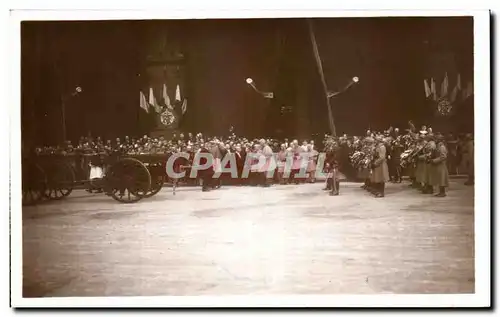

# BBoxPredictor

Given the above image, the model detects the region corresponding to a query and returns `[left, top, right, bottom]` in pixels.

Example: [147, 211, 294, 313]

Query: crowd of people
[26, 123, 474, 197]
[327, 125, 475, 198]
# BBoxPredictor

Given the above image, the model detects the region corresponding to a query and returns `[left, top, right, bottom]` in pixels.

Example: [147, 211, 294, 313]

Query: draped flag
[450, 86, 458, 103]
[431, 78, 437, 101]
[139, 91, 149, 113]
[440, 72, 449, 98]
[424, 79, 431, 98]
[163, 83, 172, 110]
[181, 98, 188, 115]
[149, 87, 161, 113]
[175, 84, 181, 102]
[450, 73, 461, 103]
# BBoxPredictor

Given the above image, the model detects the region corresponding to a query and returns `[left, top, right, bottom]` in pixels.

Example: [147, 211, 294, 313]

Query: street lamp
[61, 86, 83, 142]
[245, 78, 274, 99]
[327, 76, 359, 98]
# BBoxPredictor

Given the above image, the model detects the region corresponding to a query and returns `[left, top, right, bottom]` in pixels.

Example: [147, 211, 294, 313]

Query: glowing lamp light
[76, 86, 83, 93]
[352, 77, 359, 83]
[246, 78, 253, 84]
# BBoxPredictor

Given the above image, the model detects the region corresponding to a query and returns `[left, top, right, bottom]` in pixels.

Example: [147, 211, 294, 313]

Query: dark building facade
[21, 17, 474, 147]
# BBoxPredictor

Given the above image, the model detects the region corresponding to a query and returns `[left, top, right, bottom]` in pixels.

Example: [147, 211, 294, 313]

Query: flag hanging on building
[149, 87, 161, 113]
[181, 98, 188, 115]
[450, 86, 458, 103]
[163, 83, 173, 110]
[456, 73, 462, 91]
[424, 79, 431, 98]
[440, 72, 449, 98]
[139, 91, 149, 113]
[431, 78, 437, 101]
[175, 84, 181, 102]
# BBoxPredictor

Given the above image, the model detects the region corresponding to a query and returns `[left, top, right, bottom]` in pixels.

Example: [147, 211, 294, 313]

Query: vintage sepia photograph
[10, 8, 490, 308]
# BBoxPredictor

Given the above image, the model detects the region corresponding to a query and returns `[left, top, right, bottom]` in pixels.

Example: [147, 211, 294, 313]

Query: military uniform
[416, 139, 428, 190]
[423, 138, 436, 194]
[390, 138, 404, 183]
[359, 138, 375, 191]
[371, 139, 390, 197]
[430, 138, 449, 197]
[324, 151, 345, 195]
[197, 146, 214, 191]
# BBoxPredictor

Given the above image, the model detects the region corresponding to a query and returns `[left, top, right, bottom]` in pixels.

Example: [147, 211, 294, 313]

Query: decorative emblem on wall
[436, 97, 453, 116]
[160, 108, 177, 127]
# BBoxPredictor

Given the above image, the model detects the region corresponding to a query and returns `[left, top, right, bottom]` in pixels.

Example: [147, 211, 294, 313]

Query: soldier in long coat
[390, 136, 404, 183]
[359, 137, 374, 190]
[371, 136, 390, 197]
[423, 134, 437, 194]
[415, 136, 428, 191]
[430, 134, 450, 197]
[324, 150, 340, 195]
[196, 143, 214, 192]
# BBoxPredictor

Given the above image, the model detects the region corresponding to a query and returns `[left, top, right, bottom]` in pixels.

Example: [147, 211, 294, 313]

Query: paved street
[22, 180, 474, 297]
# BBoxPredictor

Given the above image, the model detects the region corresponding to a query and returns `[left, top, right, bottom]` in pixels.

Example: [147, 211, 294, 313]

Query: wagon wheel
[106, 157, 151, 203]
[43, 161, 76, 200]
[138, 163, 164, 198]
[143, 174, 164, 198]
[22, 162, 47, 206]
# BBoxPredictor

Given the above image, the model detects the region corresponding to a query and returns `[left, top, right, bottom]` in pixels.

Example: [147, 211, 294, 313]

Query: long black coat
[196, 147, 214, 177]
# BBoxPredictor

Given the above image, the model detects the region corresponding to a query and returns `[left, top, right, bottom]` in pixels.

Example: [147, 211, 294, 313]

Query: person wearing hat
[390, 135, 404, 183]
[370, 135, 390, 197]
[195, 142, 214, 192]
[415, 133, 428, 191]
[422, 133, 437, 194]
[405, 134, 419, 188]
[321, 136, 344, 195]
[429, 133, 450, 197]
[359, 137, 375, 191]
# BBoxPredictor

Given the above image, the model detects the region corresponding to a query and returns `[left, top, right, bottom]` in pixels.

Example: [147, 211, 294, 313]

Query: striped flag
[181, 98, 188, 115]
[424, 79, 431, 98]
[440, 72, 449, 98]
[450, 86, 458, 103]
[163, 83, 173, 110]
[149, 87, 161, 113]
[431, 78, 437, 101]
[139, 91, 149, 113]
[175, 84, 181, 102]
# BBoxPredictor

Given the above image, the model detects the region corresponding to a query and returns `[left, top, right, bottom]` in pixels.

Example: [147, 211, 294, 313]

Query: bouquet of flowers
[323, 135, 339, 153]
[400, 134, 414, 149]
[349, 151, 366, 169]
[399, 149, 414, 168]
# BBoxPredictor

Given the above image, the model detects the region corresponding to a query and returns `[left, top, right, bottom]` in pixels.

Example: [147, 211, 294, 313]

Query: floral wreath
[160, 109, 177, 127]
[436, 97, 453, 116]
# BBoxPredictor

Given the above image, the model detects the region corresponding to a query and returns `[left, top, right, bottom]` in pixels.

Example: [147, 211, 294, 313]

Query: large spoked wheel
[22, 162, 47, 206]
[43, 161, 76, 200]
[105, 158, 151, 204]
[141, 164, 164, 198]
